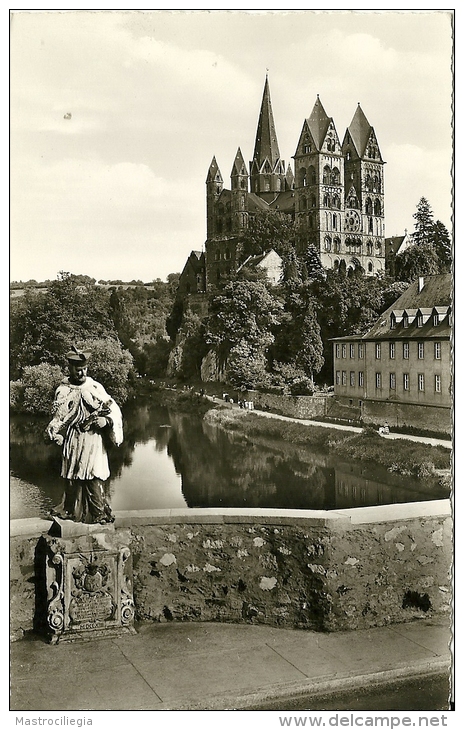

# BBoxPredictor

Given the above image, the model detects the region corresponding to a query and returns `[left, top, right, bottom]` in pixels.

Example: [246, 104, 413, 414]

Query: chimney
[418, 276, 425, 293]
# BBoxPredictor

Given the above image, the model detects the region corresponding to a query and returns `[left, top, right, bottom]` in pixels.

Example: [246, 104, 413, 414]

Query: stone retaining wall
[245, 391, 329, 420]
[10, 502, 452, 641]
[360, 399, 451, 436]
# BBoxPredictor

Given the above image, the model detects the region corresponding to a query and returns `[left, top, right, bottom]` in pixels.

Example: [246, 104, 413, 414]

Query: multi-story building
[332, 274, 452, 435]
[204, 76, 385, 287]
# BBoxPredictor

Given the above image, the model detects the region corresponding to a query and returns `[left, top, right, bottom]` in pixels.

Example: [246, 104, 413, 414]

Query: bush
[76, 338, 135, 404]
[11, 363, 64, 414]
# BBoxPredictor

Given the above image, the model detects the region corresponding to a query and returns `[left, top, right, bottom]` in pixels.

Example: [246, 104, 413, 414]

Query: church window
[301, 196, 307, 211]
[217, 219, 223, 234]
[227, 218, 232, 232]
[367, 240, 373, 255]
[369, 217, 373, 233]
[325, 237, 332, 252]
[323, 194, 329, 207]
[299, 167, 307, 187]
[310, 193, 316, 208]
[334, 259, 339, 269]
[323, 166, 331, 184]
[215, 249, 220, 261]
[346, 150, 351, 161]
[334, 237, 341, 253]
[374, 199, 381, 216]
[333, 194, 341, 209]
[264, 177, 270, 191]
[276, 178, 281, 191]
[309, 166, 316, 184]
[241, 179, 247, 189]
[333, 214, 337, 230]
[365, 198, 373, 215]
[303, 144, 311, 153]
[225, 248, 231, 260]
[331, 167, 340, 184]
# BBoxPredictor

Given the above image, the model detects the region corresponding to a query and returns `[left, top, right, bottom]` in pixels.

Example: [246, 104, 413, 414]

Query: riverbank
[203, 407, 451, 488]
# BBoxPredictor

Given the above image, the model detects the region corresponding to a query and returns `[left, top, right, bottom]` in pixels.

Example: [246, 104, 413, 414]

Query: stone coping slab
[10, 500, 451, 537]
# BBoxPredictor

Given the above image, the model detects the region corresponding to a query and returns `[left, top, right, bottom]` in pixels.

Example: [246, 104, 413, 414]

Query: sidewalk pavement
[10, 617, 452, 712]
[221, 400, 452, 450]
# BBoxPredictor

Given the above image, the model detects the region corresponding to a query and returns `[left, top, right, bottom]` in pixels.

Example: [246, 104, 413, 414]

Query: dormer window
[434, 314, 440, 326]
[303, 144, 311, 154]
[417, 314, 423, 327]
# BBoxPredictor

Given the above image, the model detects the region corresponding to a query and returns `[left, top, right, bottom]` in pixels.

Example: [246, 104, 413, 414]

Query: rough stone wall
[131, 522, 333, 630]
[10, 508, 452, 641]
[246, 391, 329, 420]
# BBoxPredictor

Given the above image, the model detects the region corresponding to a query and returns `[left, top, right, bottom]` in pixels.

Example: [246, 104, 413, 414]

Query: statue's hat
[66, 346, 91, 365]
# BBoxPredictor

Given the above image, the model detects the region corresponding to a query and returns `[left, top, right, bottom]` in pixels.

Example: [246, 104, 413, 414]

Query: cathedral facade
[205, 77, 385, 286]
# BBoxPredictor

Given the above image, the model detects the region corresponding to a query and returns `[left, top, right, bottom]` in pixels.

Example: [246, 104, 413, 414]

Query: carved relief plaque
[44, 532, 135, 643]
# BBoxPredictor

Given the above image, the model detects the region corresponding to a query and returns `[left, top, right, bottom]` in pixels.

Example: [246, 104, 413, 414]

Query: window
[358, 371, 364, 387]
[375, 373, 382, 389]
[336, 371, 340, 385]
[335, 344, 340, 358]
[375, 343, 381, 359]
[342, 344, 347, 358]
[390, 343, 395, 359]
[433, 314, 440, 326]
[417, 314, 423, 327]
[434, 342, 442, 360]
[350, 344, 355, 358]
[435, 375, 441, 393]
[350, 371, 355, 386]
[418, 342, 424, 359]
[403, 342, 409, 359]
[418, 373, 425, 392]
[342, 371, 347, 386]
[358, 343, 364, 359]
[390, 373, 396, 390]
[403, 373, 409, 391]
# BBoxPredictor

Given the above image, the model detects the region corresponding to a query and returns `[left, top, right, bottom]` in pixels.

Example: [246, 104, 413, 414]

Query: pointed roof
[307, 96, 331, 151]
[252, 76, 281, 168]
[206, 156, 223, 183]
[347, 104, 373, 158]
[231, 147, 248, 177]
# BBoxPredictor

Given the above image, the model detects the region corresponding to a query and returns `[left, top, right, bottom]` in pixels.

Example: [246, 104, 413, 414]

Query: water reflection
[10, 399, 448, 519]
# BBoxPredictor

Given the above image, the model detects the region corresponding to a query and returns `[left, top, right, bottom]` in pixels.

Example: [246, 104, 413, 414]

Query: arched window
[215, 249, 220, 261]
[241, 179, 247, 189]
[365, 198, 373, 215]
[368, 262, 373, 273]
[309, 166, 316, 184]
[301, 196, 307, 211]
[324, 236, 332, 252]
[323, 165, 331, 184]
[374, 199, 381, 216]
[331, 167, 340, 185]
[333, 213, 337, 230]
[334, 237, 341, 253]
[369, 217, 373, 233]
[299, 167, 307, 187]
[333, 194, 340, 209]
[310, 193, 316, 208]
[216, 219, 223, 234]
[367, 240, 373, 255]
[276, 178, 281, 191]
[334, 259, 339, 269]
[323, 193, 330, 207]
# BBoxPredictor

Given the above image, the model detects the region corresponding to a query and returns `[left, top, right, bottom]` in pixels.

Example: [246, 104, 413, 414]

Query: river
[9, 398, 448, 520]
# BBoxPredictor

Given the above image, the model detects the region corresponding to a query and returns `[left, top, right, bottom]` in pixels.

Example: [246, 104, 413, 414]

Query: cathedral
[204, 76, 386, 287]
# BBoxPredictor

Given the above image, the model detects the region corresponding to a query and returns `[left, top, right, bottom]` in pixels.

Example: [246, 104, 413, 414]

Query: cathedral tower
[293, 96, 344, 265]
[249, 76, 286, 201]
[342, 104, 385, 273]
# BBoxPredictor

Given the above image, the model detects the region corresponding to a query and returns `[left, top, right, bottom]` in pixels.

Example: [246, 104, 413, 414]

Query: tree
[10, 363, 64, 415]
[412, 197, 435, 246]
[239, 209, 296, 263]
[10, 272, 118, 377]
[394, 241, 441, 282]
[432, 220, 452, 273]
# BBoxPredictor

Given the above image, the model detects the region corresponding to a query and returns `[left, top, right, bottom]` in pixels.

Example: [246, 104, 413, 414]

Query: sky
[10, 9, 454, 284]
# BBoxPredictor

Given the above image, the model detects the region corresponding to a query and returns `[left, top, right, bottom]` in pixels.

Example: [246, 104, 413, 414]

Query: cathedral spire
[252, 75, 281, 168]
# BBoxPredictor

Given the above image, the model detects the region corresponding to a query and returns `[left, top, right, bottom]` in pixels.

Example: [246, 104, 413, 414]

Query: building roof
[385, 235, 407, 257]
[347, 104, 372, 158]
[268, 189, 296, 213]
[364, 274, 452, 340]
[306, 96, 331, 151]
[331, 275, 452, 343]
[247, 192, 272, 211]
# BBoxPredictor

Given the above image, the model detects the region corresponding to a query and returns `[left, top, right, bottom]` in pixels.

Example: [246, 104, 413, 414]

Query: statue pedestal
[44, 519, 136, 643]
